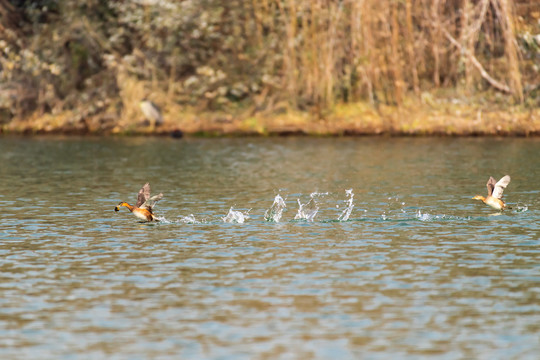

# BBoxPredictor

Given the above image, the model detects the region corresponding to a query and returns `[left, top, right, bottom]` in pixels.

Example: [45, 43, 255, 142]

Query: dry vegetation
[0, 0, 539, 135]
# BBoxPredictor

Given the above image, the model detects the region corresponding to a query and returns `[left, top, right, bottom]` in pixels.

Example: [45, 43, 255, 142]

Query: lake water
[1, 136, 539, 359]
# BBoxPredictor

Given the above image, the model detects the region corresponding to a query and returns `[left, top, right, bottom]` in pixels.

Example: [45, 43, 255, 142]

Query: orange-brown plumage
[472, 175, 511, 211]
[115, 183, 163, 222]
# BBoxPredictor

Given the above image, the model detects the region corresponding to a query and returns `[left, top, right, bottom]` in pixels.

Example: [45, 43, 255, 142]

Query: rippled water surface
[1, 136, 539, 359]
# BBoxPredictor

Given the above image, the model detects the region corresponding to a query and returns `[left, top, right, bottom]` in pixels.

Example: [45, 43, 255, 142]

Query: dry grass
[251, 0, 526, 109]
[2, 0, 536, 136]
[6, 92, 538, 136]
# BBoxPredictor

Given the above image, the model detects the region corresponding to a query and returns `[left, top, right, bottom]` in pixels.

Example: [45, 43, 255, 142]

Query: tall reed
[251, 0, 524, 109]
[2, 0, 528, 122]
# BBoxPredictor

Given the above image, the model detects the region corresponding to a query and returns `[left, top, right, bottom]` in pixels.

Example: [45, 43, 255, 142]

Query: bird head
[115, 202, 129, 211]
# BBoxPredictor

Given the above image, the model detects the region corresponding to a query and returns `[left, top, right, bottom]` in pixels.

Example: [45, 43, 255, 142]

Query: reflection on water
[1, 136, 539, 359]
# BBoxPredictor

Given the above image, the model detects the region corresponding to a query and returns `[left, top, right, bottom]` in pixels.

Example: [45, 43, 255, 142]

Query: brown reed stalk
[491, 0, 523, 102]
[275, 0, 298, 107]
[405, 0, 420, 95]
[362, 0, 381, 104]
[251, 0, 264, 47]
[301, 0, 316, 104]
[460, 0, 474, 91]
[323, 1, 341, 107]
[431, 0, 442, 87]
[390, 1, 403, 105]
[347, 0, 361, 101]
[260, 0, 524, 111]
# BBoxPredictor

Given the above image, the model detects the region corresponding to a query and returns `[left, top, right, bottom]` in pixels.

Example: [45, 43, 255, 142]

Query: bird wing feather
[486, 177, 496, 196]
[136, 183, 151, 207]
[492, 175, 511, 199]
[140, 193, 163, 211]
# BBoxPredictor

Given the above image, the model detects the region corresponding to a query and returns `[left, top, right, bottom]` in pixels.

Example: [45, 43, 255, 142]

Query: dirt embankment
[3, 98, 538, 137]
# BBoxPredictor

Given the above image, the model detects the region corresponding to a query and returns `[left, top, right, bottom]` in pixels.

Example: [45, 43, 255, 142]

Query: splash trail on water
[338, 189, 354, 221]
[146, 190, 520, 224]
[264, 194, 286, 222]
[223, 207, 251, 223]
[295, 192, 324, 222]
[177, 214, 200, 224]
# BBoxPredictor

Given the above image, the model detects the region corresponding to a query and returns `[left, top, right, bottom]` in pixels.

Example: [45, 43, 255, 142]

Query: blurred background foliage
[0, 0, 538, 131]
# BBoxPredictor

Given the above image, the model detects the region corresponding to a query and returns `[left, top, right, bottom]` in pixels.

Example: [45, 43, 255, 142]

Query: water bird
[472, 175, 511, 210]
[115, 183, 163, 222]
[139, 99, 164, 127]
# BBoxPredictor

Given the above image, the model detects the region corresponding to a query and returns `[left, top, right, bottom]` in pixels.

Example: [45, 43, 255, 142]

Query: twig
[440, 27, 512, 94]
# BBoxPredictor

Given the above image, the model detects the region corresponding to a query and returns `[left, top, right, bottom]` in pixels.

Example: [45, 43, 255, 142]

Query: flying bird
[472, 175, 511, 210]
[115, 183, 163, 222]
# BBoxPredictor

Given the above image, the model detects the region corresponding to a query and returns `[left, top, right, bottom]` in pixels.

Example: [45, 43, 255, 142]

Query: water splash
[294, 194, 319, 222]
[515, 203, 528, 213]
[264, 194, 286, 222]
[338, 189, 354, 221]
[154, 216, 171, 223]
[416, 210, 434, 221]
[223, 207, 251, 223]
[178, 214, 200, 224]
[311, 191, 329, 197]
[414, 210, 470, 221]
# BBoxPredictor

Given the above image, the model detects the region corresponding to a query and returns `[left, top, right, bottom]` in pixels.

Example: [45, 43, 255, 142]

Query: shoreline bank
[2, 102, 539, 137]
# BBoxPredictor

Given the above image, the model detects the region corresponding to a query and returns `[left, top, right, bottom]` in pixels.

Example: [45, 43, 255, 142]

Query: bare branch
[440, 26, 512, 94]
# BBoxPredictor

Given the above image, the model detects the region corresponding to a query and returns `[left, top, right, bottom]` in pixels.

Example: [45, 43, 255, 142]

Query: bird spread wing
[140, 193, 163, 211]
[136, 183, 151, 207]
[486, 177, 497, 196]
[492, 175, 511, 199]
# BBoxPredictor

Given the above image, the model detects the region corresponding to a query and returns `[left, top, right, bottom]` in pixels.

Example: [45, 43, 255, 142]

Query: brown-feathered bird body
[472, 175, 511, 210]
[115, 183, 163, 222]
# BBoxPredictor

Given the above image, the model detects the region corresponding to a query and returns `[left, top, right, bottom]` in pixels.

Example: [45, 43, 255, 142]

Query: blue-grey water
[1, 136, 539, 359]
